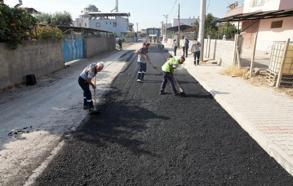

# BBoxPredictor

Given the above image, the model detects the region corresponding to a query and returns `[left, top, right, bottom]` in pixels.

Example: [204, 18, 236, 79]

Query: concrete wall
[84, 36, 116, 58]
[0, 40, 64, 90]
[256, 17, 293, 52]
[241, 20, 260, 50]
[279, 0, 293, 10]
[204, 39, 236, 66]
[243, 0, 281, 13]
[243, 0, 293, 13]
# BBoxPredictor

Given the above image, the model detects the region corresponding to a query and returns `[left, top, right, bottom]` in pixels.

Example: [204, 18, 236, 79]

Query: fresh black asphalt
[35, 47, 293, 185]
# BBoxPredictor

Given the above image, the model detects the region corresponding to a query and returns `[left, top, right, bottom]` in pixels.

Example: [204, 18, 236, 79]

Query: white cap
[96, 62, 104, 69]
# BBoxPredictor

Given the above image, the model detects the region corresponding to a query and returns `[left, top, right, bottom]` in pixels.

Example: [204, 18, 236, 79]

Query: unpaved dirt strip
[35, 49, 293, 185]
[0, 45, 139, 186]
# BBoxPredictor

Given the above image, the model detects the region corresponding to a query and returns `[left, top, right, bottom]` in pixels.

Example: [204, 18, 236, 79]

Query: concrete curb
[185, 64, 293, 176]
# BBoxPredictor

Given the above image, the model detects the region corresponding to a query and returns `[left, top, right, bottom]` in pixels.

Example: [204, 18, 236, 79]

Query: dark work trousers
[137, 62, 147, 80]
[78, 77, 93, 107]
[173, 46, 177, 56]
[185, 46, 189, 57]
[160, 72, 177, 94]
[193, 51, 200, 65]
[182, 47, 185, 56]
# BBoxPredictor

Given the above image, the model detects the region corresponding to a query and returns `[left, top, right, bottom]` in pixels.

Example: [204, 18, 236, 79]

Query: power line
[168, 0, 178, 18]
[207, 0, 211, 12]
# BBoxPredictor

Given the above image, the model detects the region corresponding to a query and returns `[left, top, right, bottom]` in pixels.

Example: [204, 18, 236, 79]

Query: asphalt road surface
[35, 47, 293, 185]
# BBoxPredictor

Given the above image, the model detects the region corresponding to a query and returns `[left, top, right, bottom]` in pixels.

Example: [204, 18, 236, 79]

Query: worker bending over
[160, 56, 185, 96]
[78, 62, 104, 110]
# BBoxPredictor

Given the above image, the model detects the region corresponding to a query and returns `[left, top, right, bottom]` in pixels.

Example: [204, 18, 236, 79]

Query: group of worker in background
[173, 37, 201, 65]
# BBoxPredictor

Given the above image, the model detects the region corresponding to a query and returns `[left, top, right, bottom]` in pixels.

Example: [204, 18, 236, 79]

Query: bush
[35, 11, 72, 26]
[34, 25, 63, 40]
[0, 4, 36, 49]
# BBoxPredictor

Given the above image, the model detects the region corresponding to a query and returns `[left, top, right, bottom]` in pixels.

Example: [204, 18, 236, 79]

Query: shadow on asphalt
[181, 94, 213, 99]
[74, 89, 169, 158]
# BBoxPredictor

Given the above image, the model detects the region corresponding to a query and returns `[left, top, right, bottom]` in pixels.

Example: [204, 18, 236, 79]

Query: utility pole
[115, 0, 119, 12]
[163, 14, 168, 35]
[199, 0, 206, 62]
[136, 23, 139, 32]
[163, 14, 168, 41]
[177, 3, 181, 47]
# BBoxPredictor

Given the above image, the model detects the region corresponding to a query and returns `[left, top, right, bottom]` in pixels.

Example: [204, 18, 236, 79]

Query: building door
[62, 36, 85, 63]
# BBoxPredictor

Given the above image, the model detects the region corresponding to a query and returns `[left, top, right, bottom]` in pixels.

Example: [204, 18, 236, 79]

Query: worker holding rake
[78, 62, 104, 110]
[160, 56, 185, 96]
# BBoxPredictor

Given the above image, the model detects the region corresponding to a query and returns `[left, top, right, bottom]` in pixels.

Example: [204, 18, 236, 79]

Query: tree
[205, 13, 218, 38]
[86, 4, 99, 12]
[0, 3, 36, 48]
[51, 11, 72, 26]
[218, 22, 238, 40]
[35, 13, 52, 24]
[36, 11, 72, 26]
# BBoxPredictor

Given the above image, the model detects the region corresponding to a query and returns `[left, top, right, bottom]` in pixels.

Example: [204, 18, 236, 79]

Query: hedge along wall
[0, 40, 64, 90]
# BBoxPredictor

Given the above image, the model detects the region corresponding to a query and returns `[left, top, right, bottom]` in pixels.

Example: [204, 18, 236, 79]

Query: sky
[5, 0, 242, 29]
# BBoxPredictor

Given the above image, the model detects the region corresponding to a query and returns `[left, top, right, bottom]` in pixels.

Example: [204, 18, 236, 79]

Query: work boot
[174, 92, 180, 96]
[159, 91, 166, 95]
[83, 105, 90, 110]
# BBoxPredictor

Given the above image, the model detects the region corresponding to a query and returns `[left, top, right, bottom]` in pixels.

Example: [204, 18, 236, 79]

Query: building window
[251, 0, 266, 7]
[271, 20, 283, 29]
[113, 22, 117, 27]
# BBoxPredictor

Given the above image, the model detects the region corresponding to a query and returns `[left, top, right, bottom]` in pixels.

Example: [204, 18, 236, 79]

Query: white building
[74, 8, 130, 36]
[221, 0, 293, 52]
[173, 18, 197, 27]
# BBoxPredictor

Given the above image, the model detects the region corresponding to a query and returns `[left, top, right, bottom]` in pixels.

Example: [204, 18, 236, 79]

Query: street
[34, 46, 293, 185]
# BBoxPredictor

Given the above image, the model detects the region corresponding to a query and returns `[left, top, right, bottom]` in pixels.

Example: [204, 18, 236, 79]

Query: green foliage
[35, 13, 52, 24]
[86, 4, 99, 12]
[0, 4, 36, 49]
[218, 22, 238, 40]
[36, 11, 72, 26]
[51, 11, 72, 26]
[34, 25, 63, 40]
[204, 13, 218, 38]
[203, 13, 239, 40]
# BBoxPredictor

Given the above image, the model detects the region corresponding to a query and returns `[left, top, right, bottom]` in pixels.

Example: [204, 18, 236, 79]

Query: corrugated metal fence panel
[62, 37, 85, 63]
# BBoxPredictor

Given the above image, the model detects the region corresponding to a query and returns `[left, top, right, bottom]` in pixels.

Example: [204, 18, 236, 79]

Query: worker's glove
[172, 64, 178, 69]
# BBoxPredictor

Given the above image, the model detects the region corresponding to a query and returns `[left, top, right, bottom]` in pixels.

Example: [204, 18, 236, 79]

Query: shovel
[174, 78, 186, 96]
[89, 77, 100, 115]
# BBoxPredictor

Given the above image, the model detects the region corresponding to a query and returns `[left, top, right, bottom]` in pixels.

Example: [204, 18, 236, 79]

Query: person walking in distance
[136, 42, 151, 82]
[78, 62, 104, 110]
[184, 37, 190, 57]
[118, 38, 123, 50]
[172, 39, 178, 56]
[160, 56, 185, 96]
[191, 38, 201, 65]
